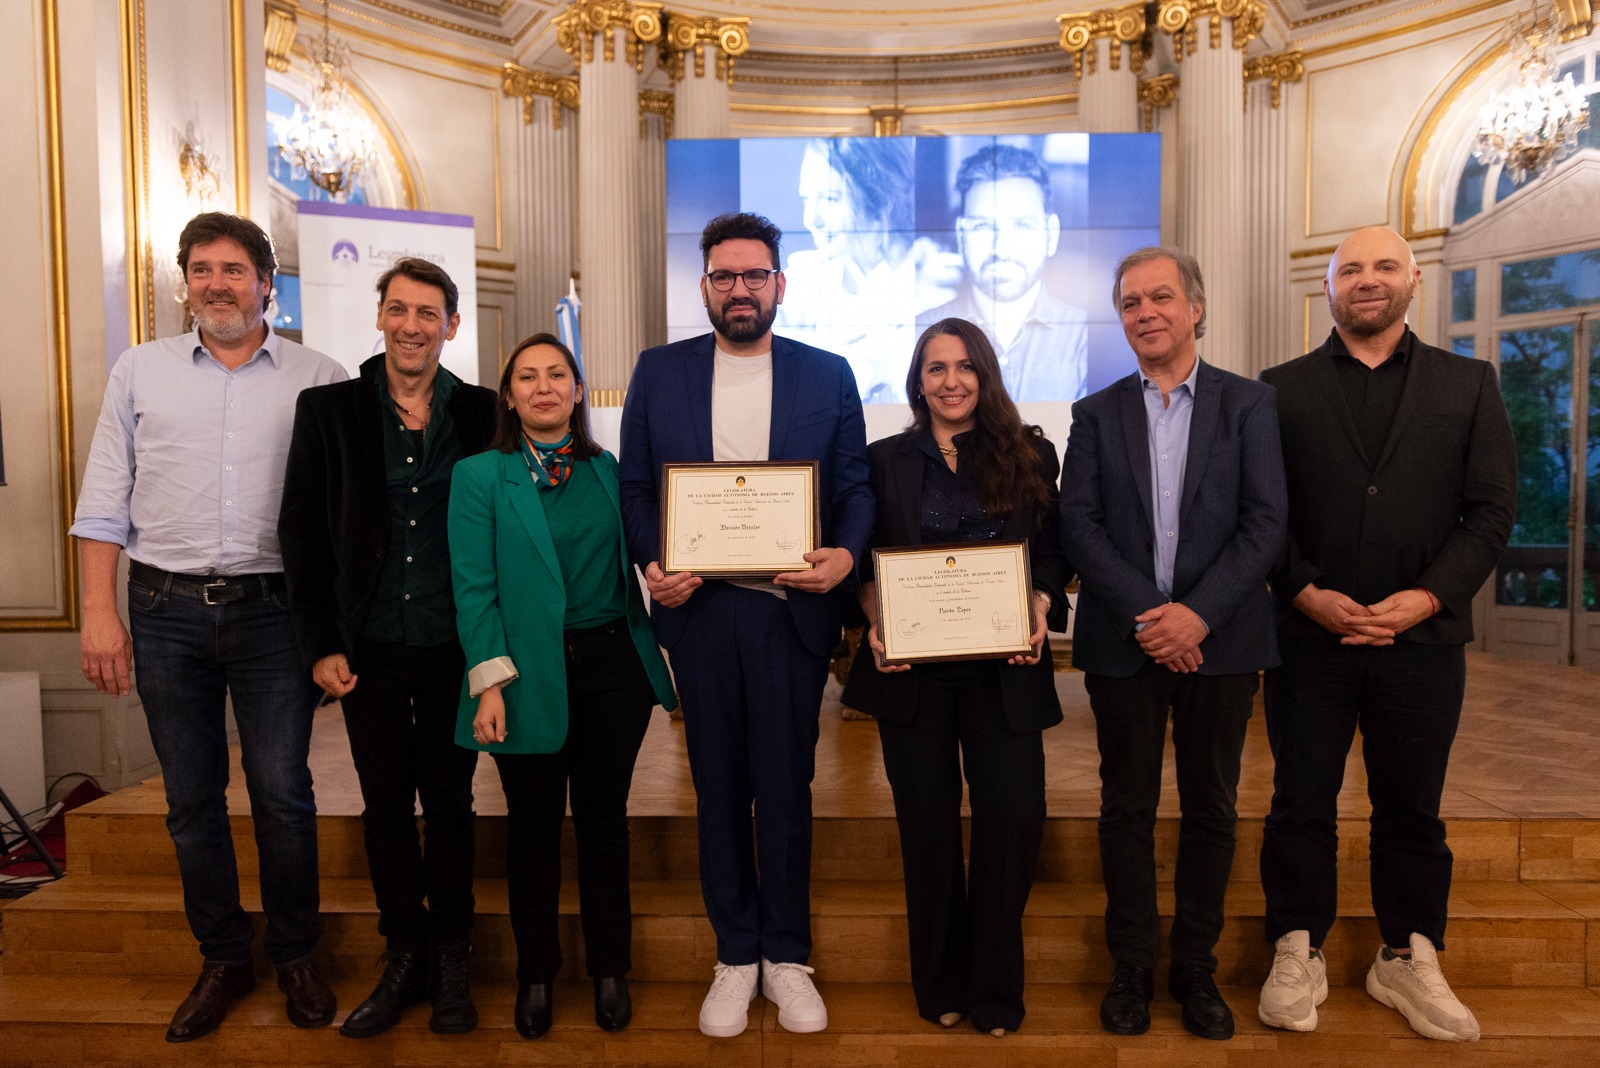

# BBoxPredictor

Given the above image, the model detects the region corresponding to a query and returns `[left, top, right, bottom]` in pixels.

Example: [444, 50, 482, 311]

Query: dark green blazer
[449, 448, 677, 754]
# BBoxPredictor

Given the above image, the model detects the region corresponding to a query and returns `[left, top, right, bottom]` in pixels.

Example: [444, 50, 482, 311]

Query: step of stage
[3, 873, 1592, 988]
[0, 976, 1596, 1067]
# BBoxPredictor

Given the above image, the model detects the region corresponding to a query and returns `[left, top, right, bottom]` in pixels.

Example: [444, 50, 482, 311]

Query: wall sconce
[178, 137, 222, 205]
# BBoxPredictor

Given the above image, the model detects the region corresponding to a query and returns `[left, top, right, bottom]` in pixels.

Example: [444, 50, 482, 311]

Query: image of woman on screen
[778, 138, 946, 405]
[840, 317, 1069, 1036]
[448, 333, 678, 1041]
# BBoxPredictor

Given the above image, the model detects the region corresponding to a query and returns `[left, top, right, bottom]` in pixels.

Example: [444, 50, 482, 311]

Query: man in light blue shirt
[1061, 246, 1286, 1043]
[71, 212, 347, 1043]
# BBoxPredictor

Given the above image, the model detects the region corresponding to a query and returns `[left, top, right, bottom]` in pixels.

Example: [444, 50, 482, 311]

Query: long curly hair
[904, 317, 1052, 522]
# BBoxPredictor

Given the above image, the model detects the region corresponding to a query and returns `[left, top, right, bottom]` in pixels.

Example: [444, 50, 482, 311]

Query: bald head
[1324, 226, 1420, 341]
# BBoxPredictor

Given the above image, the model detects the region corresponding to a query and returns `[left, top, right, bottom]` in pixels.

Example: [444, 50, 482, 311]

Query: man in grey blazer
[1256, 226, 1516, 1043]
[1061, 246, 1287, 1042]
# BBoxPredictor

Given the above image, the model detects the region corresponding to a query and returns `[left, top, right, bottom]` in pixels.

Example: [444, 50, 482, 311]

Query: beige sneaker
[698, 962, 758, 1038]
[1365, 934, 1480, 1041]
[1259, 930, 1328, 1031]
[761, 958, 828, 1033]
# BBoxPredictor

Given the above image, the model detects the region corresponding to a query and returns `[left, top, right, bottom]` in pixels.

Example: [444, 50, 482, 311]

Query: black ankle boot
[515, 982, 553, 1040]
[340, 950, 428, 1039]
[594, 976, 631, 1031]
[428, 940, 478, 1035]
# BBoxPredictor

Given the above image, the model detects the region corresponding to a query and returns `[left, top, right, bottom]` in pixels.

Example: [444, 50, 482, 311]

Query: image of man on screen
[920, 144, 1090, 403]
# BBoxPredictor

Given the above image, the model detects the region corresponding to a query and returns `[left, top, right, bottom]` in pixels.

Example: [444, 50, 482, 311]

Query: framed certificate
[874, 541, 1034, 664]
[660, 461, 820, 577]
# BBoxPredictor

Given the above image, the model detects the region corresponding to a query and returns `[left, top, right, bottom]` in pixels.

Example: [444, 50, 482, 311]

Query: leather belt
[129, 560, 284, 606]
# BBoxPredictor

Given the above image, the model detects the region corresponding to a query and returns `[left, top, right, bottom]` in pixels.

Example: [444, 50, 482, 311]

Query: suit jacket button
[1367, 485, 1378, 495]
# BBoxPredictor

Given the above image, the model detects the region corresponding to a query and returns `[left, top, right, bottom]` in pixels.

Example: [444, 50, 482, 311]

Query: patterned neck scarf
[521, 431, 575, 489]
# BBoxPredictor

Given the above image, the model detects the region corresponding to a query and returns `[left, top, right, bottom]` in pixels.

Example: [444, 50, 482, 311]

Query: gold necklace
[935, 441, 957, 457]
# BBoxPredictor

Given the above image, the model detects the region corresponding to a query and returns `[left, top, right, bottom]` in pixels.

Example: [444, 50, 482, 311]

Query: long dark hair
[905, 317, 1051, 522]
[488, 333, 602, 460]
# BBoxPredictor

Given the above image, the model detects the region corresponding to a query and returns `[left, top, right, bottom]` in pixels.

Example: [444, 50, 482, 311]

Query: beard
[706, 294, 778, 344]
[1332, 284, 1414, 337]
[191, 295, 260, 344]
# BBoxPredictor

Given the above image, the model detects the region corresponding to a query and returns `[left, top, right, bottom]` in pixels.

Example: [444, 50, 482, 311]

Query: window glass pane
[1495, 163, 1519, 203]
[1557, 58, 1584, 84]
[269, 272, 302, 341]
[1496, 326, 1574, 608]
[1453, 158, 1487, 224]
[1501, 248, 1600, 315]
[1451, 268, 1476, 322]
[1580, 92, 1600, 153]
[1450, 336, 1475, 358]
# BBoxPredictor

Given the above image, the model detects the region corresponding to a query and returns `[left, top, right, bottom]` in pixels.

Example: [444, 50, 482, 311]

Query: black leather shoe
[1170, 963, 1234, 1040]
[429, 940, 478, 1035]
[339, 951, 428, 1039]
[277, 959, 336, 1029]
[1099, 962, 1153, 1036]
[166, 961, 256, 1043]
[515, 982, 553, 1040]
[594, 976, 632, 1031]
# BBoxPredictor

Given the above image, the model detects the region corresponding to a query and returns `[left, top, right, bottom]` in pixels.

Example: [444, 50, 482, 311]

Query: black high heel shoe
[514, 982, 552, 1040]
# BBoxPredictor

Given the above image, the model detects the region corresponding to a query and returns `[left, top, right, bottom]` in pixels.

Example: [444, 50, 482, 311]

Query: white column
[1174, 13, 1248, 374]
[1245, 77, 1291, 377]
[638, 108, 667, 349]
[577, 46, 645, 401]
[514, 95, 577, 348]
[1077, 37, 1141, 133]
[675, 68, 731, 139]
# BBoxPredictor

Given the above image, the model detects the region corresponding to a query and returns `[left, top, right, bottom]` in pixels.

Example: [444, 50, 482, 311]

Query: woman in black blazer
[842, 317, 1069, 1037]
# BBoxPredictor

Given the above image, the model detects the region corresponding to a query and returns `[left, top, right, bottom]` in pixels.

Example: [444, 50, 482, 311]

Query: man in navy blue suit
[1060, 246, 1287, 1042]
[619, 212, 874, 1039]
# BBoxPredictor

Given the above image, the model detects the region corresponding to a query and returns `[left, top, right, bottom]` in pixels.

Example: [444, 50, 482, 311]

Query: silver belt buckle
[202, 578, 234, 605]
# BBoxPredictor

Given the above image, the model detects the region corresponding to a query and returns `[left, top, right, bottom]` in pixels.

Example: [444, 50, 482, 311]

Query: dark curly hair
[700, 212, 783, 270]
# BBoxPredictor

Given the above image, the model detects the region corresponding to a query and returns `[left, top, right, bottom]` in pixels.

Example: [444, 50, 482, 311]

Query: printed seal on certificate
[660, 461, 821, 578]
[874, 541, 1034, 664]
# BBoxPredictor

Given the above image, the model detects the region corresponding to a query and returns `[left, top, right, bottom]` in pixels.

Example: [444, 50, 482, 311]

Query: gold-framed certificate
[660, 461, 820, 577]
[874, 541, 1034, 664]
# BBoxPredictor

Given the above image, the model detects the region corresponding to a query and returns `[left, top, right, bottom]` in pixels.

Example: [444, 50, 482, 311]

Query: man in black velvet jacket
[278, 258, 496, 1039]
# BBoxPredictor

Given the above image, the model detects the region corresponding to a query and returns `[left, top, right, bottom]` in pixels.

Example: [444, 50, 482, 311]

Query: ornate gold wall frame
[3, 0, 80, 631]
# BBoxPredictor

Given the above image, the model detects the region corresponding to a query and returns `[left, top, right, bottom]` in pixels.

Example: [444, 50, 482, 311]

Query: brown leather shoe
[277, 960, 336, 1028]
[166, 962, 256, 1043]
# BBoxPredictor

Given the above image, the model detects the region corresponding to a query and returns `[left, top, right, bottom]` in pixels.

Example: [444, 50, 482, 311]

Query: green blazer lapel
[502, 451, 562, 586]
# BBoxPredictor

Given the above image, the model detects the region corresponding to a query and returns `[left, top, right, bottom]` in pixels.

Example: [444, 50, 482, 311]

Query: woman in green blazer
[449, 333, 677, 1042]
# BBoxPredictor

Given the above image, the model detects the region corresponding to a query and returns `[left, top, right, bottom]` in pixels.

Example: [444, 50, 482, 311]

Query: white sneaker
[761, 958, 828, 1033]
[1365, 933, 1480, 1041]
[699, 962, 759, 1038]
[1258, 930, 1328, 1031]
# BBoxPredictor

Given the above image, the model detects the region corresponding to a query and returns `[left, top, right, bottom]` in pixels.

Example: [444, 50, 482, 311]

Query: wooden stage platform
[2, 651, 1599, 1065]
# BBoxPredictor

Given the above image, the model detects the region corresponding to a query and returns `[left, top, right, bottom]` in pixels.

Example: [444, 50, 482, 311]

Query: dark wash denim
[127, 577, 323, 967]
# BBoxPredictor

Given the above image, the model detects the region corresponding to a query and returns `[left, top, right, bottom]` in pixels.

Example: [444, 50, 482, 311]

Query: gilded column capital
[1137, 72, 1179, 132]
[504, 63, 581, 128]
[1553, 0, 1593, 41]
[659, 13, 751, 86]
[555, 0, 665, 72]
[869, 106, 904, 137]
[264, 0, 296, 73]
[1242, 49, 1303, 110]
[1155, 0, 1265, 60]
[1056, 4, 1147, 80]
[639, 87, 674, 137]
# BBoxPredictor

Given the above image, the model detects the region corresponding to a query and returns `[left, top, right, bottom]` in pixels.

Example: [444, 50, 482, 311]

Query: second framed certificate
[874, 541, 1034, 665]
[661, 461, 820, 577]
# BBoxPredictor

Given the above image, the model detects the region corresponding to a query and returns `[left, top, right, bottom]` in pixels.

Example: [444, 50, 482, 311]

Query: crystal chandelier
[1473, 3, 1591, 185]
[274, 1, 378, 200]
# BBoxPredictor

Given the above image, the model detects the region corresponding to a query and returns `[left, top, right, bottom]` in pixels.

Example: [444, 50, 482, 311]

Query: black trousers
[876, 670, 1045, 1034]
[1086, 662, 1256, 973]
[491, 620, 655, 984]
[1260, 639, 1465, 951]
[341, 639, 478, 953]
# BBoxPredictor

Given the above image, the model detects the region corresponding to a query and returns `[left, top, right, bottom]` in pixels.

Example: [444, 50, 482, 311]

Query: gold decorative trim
[1289, 0, 1411, 29]
[438, 0, 513, 15]
[737, 64, 1076, 90]
[640, 87, 673, 137]
[1243, 48, 1303, 110]
[743, 42, 1057, 66]
[1137, 72, 1178, 132]
[6, 0, 80, 630]
[503, 62, 580, 127]
[230, 0, 251, 213]
[1291, 243, 1338, 259]
[322, 2, 508, 67]
[555, 1, 664, 71]
[730, 92, 1076, 118]
[477, 258, 516, 271]
[870, 105, 903, 136]
[1399, 41, 1506, 238]
[1056, 4, 1147, 80]
[1155, 0, 1265, 60]
[1297, 0, 1505, 59]
[264, 0, 296, 72]
[120, 0, 153, 346]
[339, 0, 516, 46]
[1554, 0, 1593, 40]
[660, 13, 750, 85]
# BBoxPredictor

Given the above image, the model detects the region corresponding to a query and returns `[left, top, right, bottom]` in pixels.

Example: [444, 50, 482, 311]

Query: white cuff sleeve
[467, 656, 519, 697]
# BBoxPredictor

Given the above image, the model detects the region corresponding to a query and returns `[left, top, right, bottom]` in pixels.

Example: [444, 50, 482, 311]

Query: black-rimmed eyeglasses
[704, 268, 779, 292]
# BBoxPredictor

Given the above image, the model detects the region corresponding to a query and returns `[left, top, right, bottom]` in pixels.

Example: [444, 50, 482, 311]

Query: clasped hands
[1292, 583, 1437, 645]
[1134, 601, 1208, 673]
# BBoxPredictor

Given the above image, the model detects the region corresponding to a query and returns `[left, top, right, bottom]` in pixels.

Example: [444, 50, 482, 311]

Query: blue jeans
[128, 576, 322, 967]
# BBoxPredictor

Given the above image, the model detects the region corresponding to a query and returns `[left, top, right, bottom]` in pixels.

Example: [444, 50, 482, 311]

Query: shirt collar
[188, 324, 280, 368]
[1327, 326, 1414, 369]
[1140, 356, 1201, 397]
